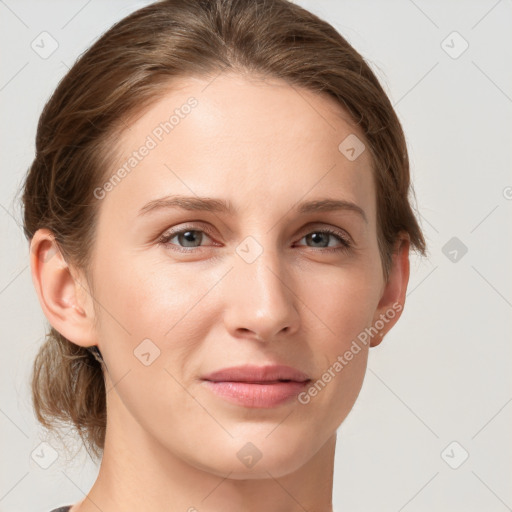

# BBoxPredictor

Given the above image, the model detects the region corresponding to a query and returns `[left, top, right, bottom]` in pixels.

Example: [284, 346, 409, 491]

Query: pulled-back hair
[21, 0, 427, 460]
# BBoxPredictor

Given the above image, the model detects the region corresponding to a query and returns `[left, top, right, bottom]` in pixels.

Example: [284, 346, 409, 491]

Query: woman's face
[84, 72, 407, 478]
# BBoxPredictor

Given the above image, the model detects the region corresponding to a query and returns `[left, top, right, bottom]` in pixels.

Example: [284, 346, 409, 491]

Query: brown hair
[21, 0, 427, 460]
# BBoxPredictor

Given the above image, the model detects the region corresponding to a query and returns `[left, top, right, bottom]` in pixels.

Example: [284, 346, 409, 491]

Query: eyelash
[157, 224, 352, 254]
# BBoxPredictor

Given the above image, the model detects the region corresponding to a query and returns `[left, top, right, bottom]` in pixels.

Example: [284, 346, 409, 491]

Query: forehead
[101, 72, 376, 226]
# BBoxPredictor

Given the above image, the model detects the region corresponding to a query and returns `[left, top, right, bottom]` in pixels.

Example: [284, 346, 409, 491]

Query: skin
[30, 72, 410, 512]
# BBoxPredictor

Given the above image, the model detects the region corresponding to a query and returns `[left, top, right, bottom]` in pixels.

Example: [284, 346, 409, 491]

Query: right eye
[158, 226, 216, 252]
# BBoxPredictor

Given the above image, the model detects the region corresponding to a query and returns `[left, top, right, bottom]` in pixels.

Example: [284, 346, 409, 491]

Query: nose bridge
[223, 231, 300, 340]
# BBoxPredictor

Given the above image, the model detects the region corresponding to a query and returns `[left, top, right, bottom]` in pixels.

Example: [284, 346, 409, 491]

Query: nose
[222, 241, 301, 343]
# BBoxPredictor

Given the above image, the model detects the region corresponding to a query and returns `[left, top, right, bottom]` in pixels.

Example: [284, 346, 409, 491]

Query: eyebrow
[138, 195, 367, 223]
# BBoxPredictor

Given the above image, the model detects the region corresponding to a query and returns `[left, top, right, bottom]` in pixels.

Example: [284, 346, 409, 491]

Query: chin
[185, 429, 321, 480]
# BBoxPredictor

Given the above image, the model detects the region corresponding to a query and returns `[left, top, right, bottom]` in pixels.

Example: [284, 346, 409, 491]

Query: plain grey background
[1, 1, 511, 511]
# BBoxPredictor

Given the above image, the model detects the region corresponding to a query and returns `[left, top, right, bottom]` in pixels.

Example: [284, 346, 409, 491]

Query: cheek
[300, 263, 381, 353]
[91, 251, 223, 372]
[91, 255, 209, 432]
[95, 249, 184, 329]
[294, 266, 379, 415]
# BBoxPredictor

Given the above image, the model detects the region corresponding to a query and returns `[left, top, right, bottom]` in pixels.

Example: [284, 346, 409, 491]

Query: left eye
[296, 229, 351, 250]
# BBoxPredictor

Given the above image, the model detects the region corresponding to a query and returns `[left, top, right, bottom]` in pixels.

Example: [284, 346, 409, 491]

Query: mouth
[201, 364, 311, 408]
[201, 364, 310, 383]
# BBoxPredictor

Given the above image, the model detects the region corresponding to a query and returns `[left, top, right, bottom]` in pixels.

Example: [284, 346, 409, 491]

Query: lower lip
[202, 380, 309, 408]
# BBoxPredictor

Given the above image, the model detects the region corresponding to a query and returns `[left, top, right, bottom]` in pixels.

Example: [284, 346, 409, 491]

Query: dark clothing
[49, 508, 71, 512]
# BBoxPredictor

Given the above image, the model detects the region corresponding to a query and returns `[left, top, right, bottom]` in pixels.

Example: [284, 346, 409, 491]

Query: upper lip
[202, 364, 310, 383]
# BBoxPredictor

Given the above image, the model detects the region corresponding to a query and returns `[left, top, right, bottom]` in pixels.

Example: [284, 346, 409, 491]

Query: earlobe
[30, 228, 97, 348]
[370, 234, 411, 347]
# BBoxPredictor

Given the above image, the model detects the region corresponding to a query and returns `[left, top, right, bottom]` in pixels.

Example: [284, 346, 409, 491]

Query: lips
[201, 364, 310, 383]
[201, 365, 311, 408]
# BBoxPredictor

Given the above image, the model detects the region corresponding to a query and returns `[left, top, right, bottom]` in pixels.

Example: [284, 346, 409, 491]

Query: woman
[23, 0, 427, 510]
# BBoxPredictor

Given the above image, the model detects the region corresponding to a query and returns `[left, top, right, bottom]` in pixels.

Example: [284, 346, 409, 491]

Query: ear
[370, 233, 411, 347]
[29, 228, 98, 348]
